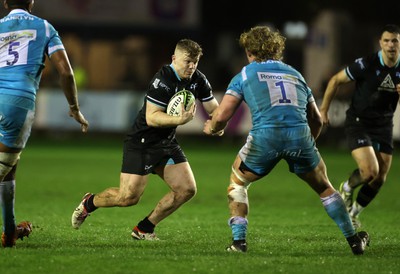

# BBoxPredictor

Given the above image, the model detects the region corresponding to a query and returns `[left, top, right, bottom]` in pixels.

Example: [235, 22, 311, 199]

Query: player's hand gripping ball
[167, 90, 195, 116]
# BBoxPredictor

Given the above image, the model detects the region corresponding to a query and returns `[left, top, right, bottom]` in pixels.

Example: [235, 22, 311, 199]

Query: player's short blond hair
[175, 39, 203, 59]
[239, 26, 286, 62]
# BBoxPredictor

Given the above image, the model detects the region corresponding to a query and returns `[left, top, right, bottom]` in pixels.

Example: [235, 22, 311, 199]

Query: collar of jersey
[169, 64, 182, 81]
[378, 50, 400, 68]
[9, 9, 29, 15]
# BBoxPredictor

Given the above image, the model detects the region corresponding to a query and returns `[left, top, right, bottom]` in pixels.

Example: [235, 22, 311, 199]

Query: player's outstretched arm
[50, 50, 89, 132]
[204, 94, 240, 136]
[319, 69, 350, 126]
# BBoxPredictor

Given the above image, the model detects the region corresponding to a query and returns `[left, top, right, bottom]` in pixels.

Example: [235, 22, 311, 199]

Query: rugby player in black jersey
[71, 39, 219, 240]
[320, 24, 400, 229]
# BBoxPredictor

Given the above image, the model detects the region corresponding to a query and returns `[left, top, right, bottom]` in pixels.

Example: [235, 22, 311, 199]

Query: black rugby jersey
[126, 64, 214, 147]
[345, 51, 400, 125]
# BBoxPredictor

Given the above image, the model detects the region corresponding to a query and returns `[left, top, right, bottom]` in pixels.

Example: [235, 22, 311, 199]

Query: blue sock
[321, 192, 355, 238]
[0, 180, 16, 235]
[228, 216, 248, 241]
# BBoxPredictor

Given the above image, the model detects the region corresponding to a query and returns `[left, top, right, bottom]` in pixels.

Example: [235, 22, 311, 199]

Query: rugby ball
[166, 90, 195, 116]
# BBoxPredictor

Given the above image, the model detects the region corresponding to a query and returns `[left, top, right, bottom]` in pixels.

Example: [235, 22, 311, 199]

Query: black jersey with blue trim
[345, 51, 400, 124]
[126, 64, 214, 147]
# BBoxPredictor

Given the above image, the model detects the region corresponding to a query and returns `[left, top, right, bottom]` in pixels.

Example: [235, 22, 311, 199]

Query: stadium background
[2, 0, 399, 145]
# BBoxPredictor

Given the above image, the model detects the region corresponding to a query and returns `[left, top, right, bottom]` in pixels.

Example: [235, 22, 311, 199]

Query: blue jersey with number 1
[0, 9, 64, 101]
[227, 60, 314, 130]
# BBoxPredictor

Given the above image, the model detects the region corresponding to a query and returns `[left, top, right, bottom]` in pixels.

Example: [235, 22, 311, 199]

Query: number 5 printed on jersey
[0, 30, 36, 67]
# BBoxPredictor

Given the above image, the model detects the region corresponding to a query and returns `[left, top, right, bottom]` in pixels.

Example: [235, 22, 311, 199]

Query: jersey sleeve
[307, 87, 315, 103]
[45, 21, 65, 57]
[297, 72, 315, 103]
[345, 56, 368, 81]
[195, 70, 214, 102]
[146, 77, 171, 110]
[226, 70, 244, 100]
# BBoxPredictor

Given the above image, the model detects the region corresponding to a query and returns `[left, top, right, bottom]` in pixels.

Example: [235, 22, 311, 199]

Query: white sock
[350, 201, 364, 217]
[342, 180, 352, 192]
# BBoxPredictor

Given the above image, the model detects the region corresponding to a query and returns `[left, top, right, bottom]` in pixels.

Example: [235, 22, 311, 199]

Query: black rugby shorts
[121, 141, 187, 175]
[345, 116, 393, 154]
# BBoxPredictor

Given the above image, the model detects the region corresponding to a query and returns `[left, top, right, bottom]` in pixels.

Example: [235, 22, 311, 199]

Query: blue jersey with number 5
[227, 60, 314, 130]
[0, 9, 64, 101]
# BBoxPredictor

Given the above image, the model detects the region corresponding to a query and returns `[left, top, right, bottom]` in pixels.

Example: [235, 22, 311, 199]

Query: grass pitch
[0, 135, 399, 274]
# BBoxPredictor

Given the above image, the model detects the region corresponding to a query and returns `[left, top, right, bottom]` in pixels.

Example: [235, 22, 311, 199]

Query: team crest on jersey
[152, 78, 160, 88]
[189, 83, 198, 90]
[379, 74, 396, 91]
[355, 58, 365, 69]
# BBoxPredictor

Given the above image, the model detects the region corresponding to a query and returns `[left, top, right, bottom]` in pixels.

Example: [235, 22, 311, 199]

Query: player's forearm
[320, 86, 337, 114]
[320, 73, 344, 113]
[309, 119, 322, 140]
[146, 112, 187, 128]
[61, 73, 80, 107]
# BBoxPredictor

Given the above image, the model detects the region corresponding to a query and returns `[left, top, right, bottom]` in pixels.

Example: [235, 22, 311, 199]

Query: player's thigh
[231, 155, 262, 183]
[297, 158, 334, 195]
[345, 122, 380, 172]
[351, 146, 379, 173]
[157, 162, 196, 192]
[119, 173, 149, 199]
[376, 152, 392, 179]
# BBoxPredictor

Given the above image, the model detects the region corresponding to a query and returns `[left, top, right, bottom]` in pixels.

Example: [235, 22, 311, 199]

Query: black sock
[137, 217, 155, 233]
[84, 194, 98, 213]
[348, 169, 363, 187]
[346, 233, 358, 244]
[356, 184, 379, 207]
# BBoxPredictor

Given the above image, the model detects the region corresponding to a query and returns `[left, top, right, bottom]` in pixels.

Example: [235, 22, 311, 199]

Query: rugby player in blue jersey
[0, 0, 89, 247]
[320, 24, 400, 229]
[204, 26, 369, 255]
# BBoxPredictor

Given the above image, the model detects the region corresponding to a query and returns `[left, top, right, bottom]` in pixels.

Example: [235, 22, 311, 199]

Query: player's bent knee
[118, 195, 141, 206]
[228, 166, 252, 204]
[359, 166, 379, 182]
[188, 185, 197, 196]
[0, 152, 21, 178]
[0, 162, 13, 178]
[128, 197, 141, 206]
[180, 186, 197, 200]
[227, 182, 249, 204]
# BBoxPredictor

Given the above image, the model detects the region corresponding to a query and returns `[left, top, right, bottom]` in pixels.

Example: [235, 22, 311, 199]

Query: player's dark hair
[176, 39, 203, 59]
[5, 0, 32, 10]
[381, 24, 400, 35]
